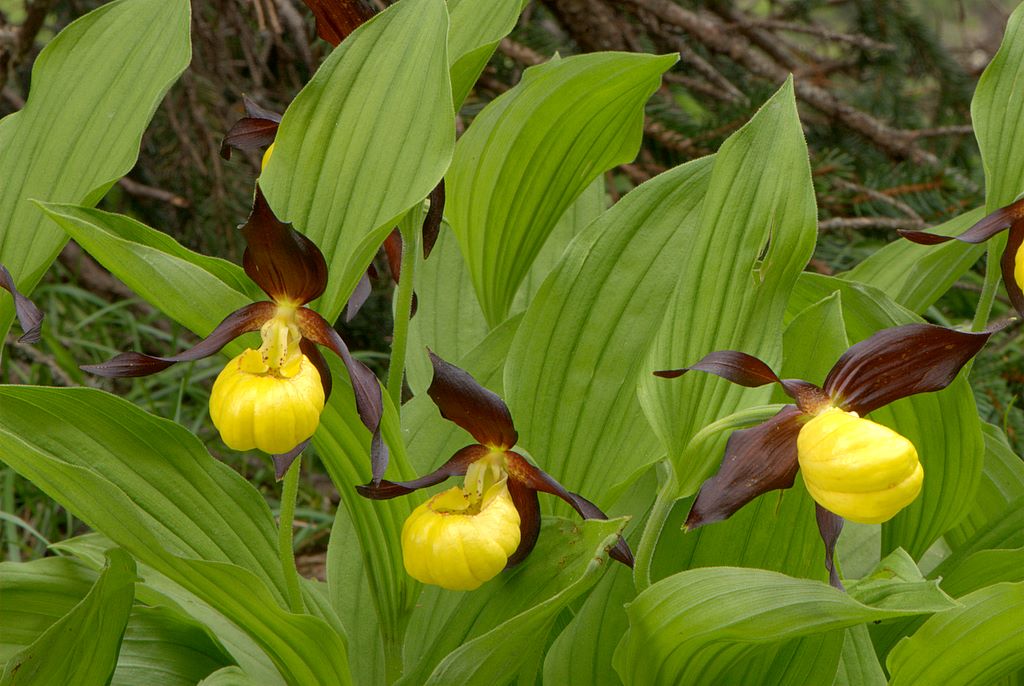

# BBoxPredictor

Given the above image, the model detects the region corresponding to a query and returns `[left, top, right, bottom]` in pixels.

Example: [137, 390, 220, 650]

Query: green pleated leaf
[0, 0, 190, 342]
[888, 582, 1024, 686]
[261, 0, 454, 321]
[200, 667, 259, 685]
[972, 2, 1024, 210]
[834, 625, 886, 686]
[40, 202, 259, 335]
[398, 517, 626, 686]
[0, 556, 235, 686]
[613, 567, 952, 686]
[638, 77, 817, 475]
[0, 549, 135, 686]
[55, 533, 285, 686]
[448, 0, 523, 107]
[447, 51, 676, 326]
[945, 422, 1024, 549]
[839, 207, 986, 314]
[543, 562, 635, 686]
[844, 549, 956, 614]
[505, 157, 713, 509]
[0, 388, 350, 686]
[789, 274, 984, 560]
[716, 632, 845, 686]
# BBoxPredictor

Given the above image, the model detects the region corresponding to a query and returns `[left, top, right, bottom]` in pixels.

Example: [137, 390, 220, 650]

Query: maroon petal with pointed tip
[422, 181, 445, 259]
[427, 352, 518, 450]
[82, 301, 275, 377]
[823, 323, 992, 416]
[355, 444, 489, 499]
[654, 350, 781, 387]
[1001, 223, 1024, 317]
[383, 229, 403, 285]
[296, 307, 387, 481]
[685, 405, 807, 530]
[815, 504, 844, 590]
[899, 196, 1024, 246]
[505, 452, 633, 567]
[300, 0, 378, 45]
[242, 188, 328, 306]
[273, 439, 310, 480]
[345, 271, 373, 323]
[506, 478, 541, 567]
[0, 262, 43, 344]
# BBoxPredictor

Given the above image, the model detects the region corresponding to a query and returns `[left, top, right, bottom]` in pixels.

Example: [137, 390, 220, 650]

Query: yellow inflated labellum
[401, 480, 520, 591]
[797, 407, 923, 524]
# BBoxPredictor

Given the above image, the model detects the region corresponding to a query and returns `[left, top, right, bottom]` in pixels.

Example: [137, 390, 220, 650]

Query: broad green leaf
[543, 562, 635, 686]
[788, 274, 984, 559]
[261, 0, 454, 321]
[447, 51, 676, 325]
[613, 567, 953, 686]
[505, 157, 713, 509]
[399, 517, 626, 686]
[201, 667, 258, 686]
[54, 533, 285, 686]
[0, 549, 134, 685]
[844, 549, 956, 613]
[40, 202, 258, 335]
[0, 0, 190, 343]
[0, 556, 235, 686]
[888, 582, 1024, 685]
[839, 207, 986, 314]
[406, 177, 603, 396]
[0, 388, 349, 686]
[716, 632, 845, 686]
[782, 290, 850, 382]
[834, 625, 886, 686]
[945, 422, 1024, 549]
[448, 0, 523, 107]
[973, 2, 1024, 210]
[639, 78, 817, 474]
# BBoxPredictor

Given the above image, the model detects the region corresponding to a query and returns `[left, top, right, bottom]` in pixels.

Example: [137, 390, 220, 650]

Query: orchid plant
[1, 0, 1024, 685]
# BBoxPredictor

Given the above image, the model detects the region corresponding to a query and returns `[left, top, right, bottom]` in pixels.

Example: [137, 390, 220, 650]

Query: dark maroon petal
[220, 96, 282, 160]
[0, 262, 43, 344]
[242, 95, 283, 122]
[355, 444, 488, 499]
[82, 301, 275, 377]
[654, 350, 781, 387]
[899, 196, 1024, 246]
[300, 338, 332, 401]
[823, 323, 993, 416]
[427, 351, 518, 450]
[296, 307, 387, 480]
[1001, 223, 1024, 318]
[505, 452, 633, 567]
[815, 504, 844, 591]
[505, 478, 541, 567]
[345, 270, 373, 323]
[422, 181, 445, 259]
[300, 0, 378, 45]
[273, 440, 310, 480]
[242, 187, 328, 306]
[684, 405, 807, 530]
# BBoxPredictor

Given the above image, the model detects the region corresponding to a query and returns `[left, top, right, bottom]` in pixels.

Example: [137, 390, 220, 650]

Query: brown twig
[819, 216, 922, 231]
[832, 178, 923, 222]
[118, 177, 190, 208]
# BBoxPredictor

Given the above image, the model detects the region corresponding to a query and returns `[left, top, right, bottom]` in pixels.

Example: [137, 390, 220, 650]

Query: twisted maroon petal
[355, 444, 488, 499]
[506, 478, 541, 567]
[815, 504, 844, 591]
[899, 196, 1024, 246]
[300, 0, 378, 45]
[0, 262, 43, 344]
[505, 452, 633, 567]
[81, 301, 275, 377]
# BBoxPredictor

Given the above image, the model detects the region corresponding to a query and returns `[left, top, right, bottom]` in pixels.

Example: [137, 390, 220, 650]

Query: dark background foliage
[1, 0, 1020, 566]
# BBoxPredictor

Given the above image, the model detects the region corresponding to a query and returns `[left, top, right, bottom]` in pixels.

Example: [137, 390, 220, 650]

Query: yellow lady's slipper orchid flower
[359, 352, 632, 590]
[797, 408, 922, 524]
[83, 186, 384, 479]
[656, 322, 993, 588]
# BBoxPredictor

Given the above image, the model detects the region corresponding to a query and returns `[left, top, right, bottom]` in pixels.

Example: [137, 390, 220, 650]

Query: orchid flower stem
[634, 464, 678, 593]
[973, 239, 1003, 332]
[387, 220, 420, 413]
[278, 455, 305, 614]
